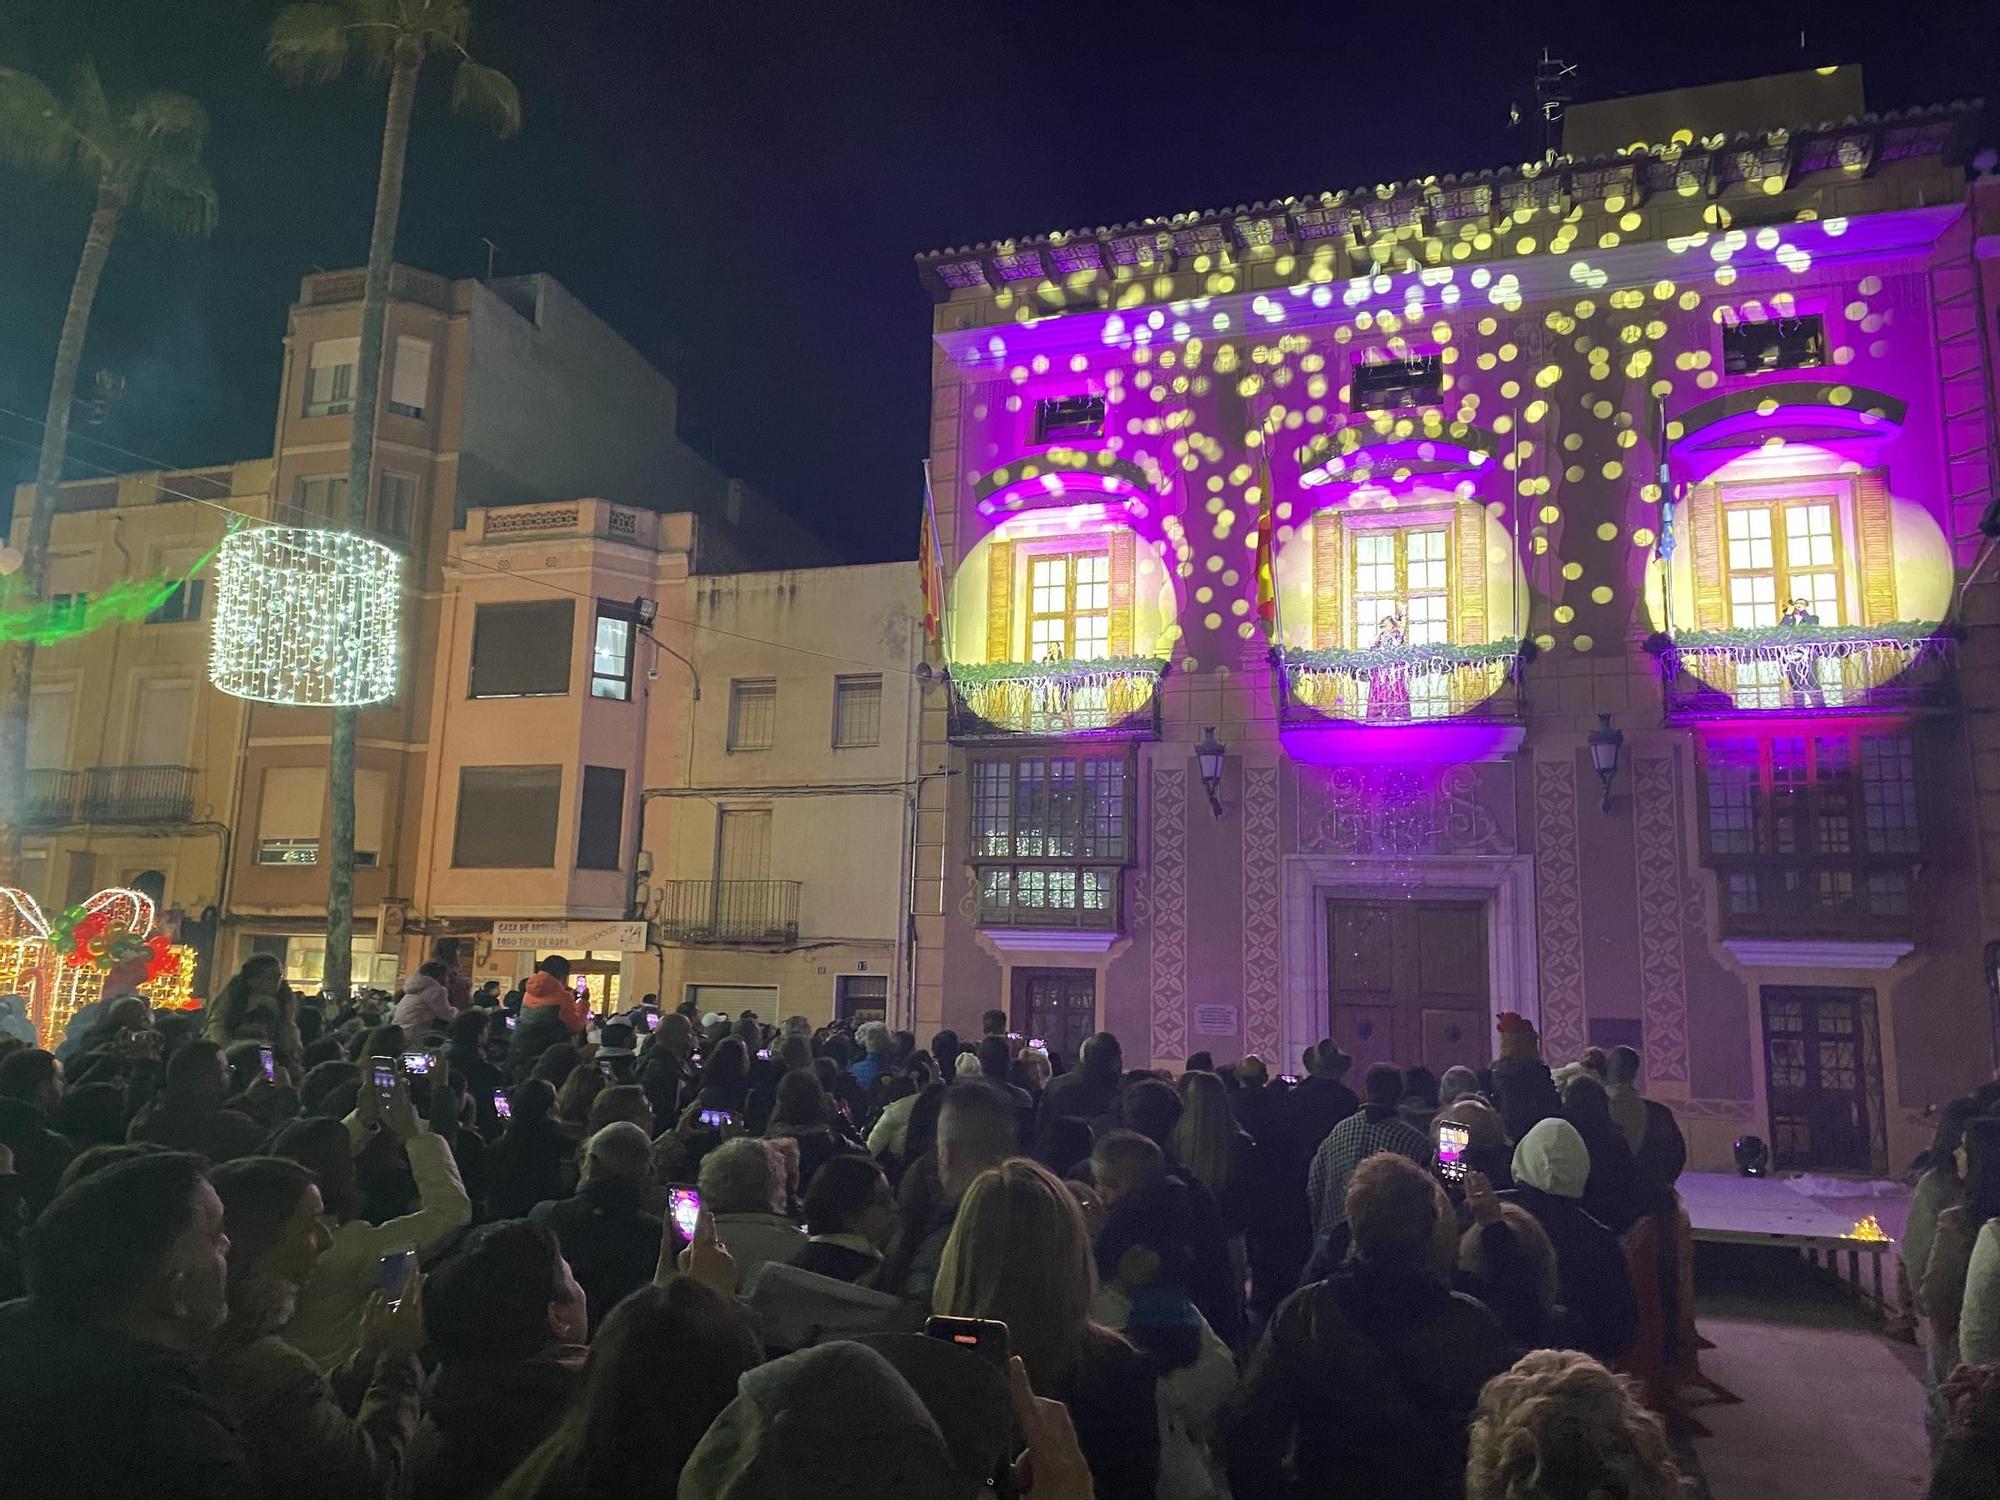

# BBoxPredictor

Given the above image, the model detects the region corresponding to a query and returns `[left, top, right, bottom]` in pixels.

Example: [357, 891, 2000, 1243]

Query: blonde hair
[1172, 1069, 1238, 1198]
[933, 1159, 1099, 1393]
[1467, 1350, 1678, 1500]
[1459, 1203, 1559, 1318]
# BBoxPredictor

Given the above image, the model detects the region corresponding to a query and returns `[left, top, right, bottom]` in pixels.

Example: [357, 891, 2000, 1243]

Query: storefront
[485, 919, 651, 1017]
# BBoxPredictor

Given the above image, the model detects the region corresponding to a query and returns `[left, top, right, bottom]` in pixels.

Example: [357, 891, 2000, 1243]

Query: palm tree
[0, 64, 218, 881]
[267, 1, 518, 1002]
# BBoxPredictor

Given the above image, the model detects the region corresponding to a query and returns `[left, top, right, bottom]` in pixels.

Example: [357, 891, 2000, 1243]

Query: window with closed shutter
[388, 337, 431, 418]
[295, 475, 349, 525]
[257, 766, 325, 865]
[305, 338, 359, 417]
[376, 472, 418, 539]
[356, 768, 388, 869]
[453, 765, 561, 868]
[577, 766, 626, 869]
[470, 601, 575, 698]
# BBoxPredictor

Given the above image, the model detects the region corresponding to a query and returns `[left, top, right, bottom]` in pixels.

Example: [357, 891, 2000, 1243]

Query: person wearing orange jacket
[508, 956, 586, 1080]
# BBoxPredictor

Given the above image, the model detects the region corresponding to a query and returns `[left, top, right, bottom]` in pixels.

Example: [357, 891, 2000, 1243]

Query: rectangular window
[1351, 354, 1443, 410]
[295, 474, 349, 526]
[727, 679, 777, 751]
[376, 472, 417, 539]
[257, 765, 325, 866]
[1350, 523, 1450, 645]
[577, 766, 625, 870]
[453, 765, 561, 868]
[832, 674, 882, 748]
[968, 749, 1131, 929]
[469, 600, 575, 698]
[388, 336, 431, 419]
[1724, 499, 1842, 629]
[147, 577, 206, 624]
[1699, 729, 1921, 936]
[304, 337, 359, 417]
[1723, 315, 1827, 375]
[1026, 549, 1110, 662]
[1035, 395, 1106, 443]
[590, 604, 635, 701]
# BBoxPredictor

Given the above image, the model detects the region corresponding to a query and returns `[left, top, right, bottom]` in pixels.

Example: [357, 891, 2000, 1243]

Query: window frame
[1347, 518, 1452, 648]
[1721, 493, 1846, 630]
[303, 347, 357, 418]
[576, 765, 626, 871]
[1351, 354, 1444, 410]
[590, 601, 638, 702]
[1721, 314, 1828, 376]
[1034, 395, 1107, 444]
[831, 673, 884, 750]
[146, 577, 206, 625]
[1024, 546, 1112, 662]
[375, 470, 418, 540]
[966, 747, 1136, 930]
[451, 764, 563, 869]
[294, 474, 350, 527]
[468, 600, 576, 700]
[1696, 726, 1924, 938]
[727, 678, 778, 752]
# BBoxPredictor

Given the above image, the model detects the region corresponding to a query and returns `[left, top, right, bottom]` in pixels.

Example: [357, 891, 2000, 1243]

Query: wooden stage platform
[1678, 1171, 1905, 1313]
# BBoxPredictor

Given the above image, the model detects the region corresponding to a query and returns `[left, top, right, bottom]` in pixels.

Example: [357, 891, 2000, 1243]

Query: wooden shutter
[1107, 530, 1137, 656]
[1456, 505, 1488, 644]
[1687, 481, 1727, 630]
[1312, 518, 1345, 647]
[1853, 469, 1897, 625]
[987, 540, 1015, 661]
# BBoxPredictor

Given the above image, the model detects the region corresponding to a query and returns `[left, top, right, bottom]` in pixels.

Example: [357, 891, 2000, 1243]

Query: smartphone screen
[668, 1186, 702, 1242]
[375, 1245, 416, 1307]
[369, 1059, 397, 1095]
[492, 1088, 512, 1121]
[1437, 1122, 1470, 1184]
[400, 1050, 432, 1076]
[258, 1046, 276, 1083]
[697, 1108, 735, 1130]
[756, 1047, 772, 1061]
[924, 1314, 1011, 1368]
[641, 1011, 659, 1032]
[504, 1014, 517, 1030]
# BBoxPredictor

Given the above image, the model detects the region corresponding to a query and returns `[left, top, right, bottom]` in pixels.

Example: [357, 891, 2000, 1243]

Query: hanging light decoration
[209, 526, 401, 705]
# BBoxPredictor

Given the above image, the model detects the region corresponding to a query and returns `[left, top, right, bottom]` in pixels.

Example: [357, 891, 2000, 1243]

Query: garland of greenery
[1667, 620, 1944, 650]
[947, 654, 1169, 688]
[1280, 638, 1524, 674]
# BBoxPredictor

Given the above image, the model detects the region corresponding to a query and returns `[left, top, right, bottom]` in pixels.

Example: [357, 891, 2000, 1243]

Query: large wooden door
[1327, 900, 1488, 1073]
[1011, 968, 1096, 1064]
[1761, 987, 1878, 1172]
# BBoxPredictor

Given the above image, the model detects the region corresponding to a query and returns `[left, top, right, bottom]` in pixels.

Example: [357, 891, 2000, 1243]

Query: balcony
[653, 880, 801, 945]
[24, 765, 196, 825]
[1712, 856, 1918, 941]
[1652, 626, 1955, 720]
[946, 657, 1168, 744]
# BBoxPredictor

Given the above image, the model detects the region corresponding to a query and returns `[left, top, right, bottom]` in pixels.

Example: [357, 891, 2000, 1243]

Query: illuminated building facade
[911, 66, 2000, 1173]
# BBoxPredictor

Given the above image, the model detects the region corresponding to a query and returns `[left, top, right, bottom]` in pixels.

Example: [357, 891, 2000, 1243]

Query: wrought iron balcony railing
[946, 657, 1168, 743]
[80, 766, 198, 823]
[1711, 855, 1919, 941]
[653, 880, 801, 945]
[1274, 641, 1528, 726]
[24, 765, 196, 824]
[1652, 626, 1955, 719]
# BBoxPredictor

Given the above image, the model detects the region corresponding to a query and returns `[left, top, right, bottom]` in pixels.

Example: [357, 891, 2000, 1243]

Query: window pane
[1081, 758, 1128, 860]
[833, 674, 882, 748]
[1014, 757, 1047, 856]
[591, 611, 632, 701]
[971, 759, 1013, 856]
[1861, 734, 1920, 854]
[1705, 737, 1762, 854]
[471, 601, 575, 697]
[728, 680, 777, 751]
[453, 765, 561, 867]
[576, 765, 625, 870]
[376, 472, 416, 538]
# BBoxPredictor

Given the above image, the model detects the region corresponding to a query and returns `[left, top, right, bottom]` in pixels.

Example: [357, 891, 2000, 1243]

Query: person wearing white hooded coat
[1497, 1117, 1638, 1362]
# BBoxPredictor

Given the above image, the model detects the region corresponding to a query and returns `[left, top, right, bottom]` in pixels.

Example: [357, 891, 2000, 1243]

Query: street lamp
[1588, 713, 1624, 813]
[1194, 726, 1227, 819]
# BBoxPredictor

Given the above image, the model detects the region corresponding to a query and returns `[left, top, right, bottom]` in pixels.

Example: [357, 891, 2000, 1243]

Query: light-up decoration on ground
[948, 656, 1168, 737]
[0, 886, 197, 1048]
[1277, 639, 1525, 722]
[1849, 1215, 1889, 1242]
[209, 527, 401, 706]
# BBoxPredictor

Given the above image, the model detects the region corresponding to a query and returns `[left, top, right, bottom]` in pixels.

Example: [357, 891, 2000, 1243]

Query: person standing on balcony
[1780, 597, 1827, 708]
[1368, 612, 1411, 722]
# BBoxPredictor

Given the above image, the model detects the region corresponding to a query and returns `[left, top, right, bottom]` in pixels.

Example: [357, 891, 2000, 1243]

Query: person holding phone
[278, 1060, 473, 1373]
[206, 1156, 427, 1500]
[526, 1123, 661, 1330]
[207, 953, 304, 1066]
[485, 1080, 576, 1221]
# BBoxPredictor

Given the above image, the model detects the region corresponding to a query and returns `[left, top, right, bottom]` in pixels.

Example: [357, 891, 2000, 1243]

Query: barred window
[728, 679, 777, 751]
[832, 675, 882, 749]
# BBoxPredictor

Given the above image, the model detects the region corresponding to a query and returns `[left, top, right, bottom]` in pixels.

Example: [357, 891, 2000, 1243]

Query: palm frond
[68, 62, 109, 135]
[267, 4, 353, 83]
[0, 67, 71, 176]
[421, 0, 474, 54]
[450, 58, 519, 139]
[134, 151, 218, 238]
[129, 91, 210, 153]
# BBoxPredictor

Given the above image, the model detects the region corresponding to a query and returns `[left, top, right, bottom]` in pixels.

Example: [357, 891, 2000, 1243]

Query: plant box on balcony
[947, 655, 1168, 741]
[1276, 639, 1526, 725]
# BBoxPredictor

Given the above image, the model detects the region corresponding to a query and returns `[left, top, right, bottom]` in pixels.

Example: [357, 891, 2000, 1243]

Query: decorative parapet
[1649, 622, 1954, 716]
[946, 655, 1168, 741]
[1276, 639, 1527, 724]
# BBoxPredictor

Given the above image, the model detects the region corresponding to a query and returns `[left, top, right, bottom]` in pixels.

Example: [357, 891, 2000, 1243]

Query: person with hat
[1281, 1039, 1360, 1164]
[1500, 1117, 1638, 1362]
[1488, 1012, 1562, 1147]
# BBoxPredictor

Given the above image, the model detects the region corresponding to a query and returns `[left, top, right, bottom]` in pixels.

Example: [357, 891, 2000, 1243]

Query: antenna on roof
[1510, 48, 1578, 164]
[479, 237, 500, 280]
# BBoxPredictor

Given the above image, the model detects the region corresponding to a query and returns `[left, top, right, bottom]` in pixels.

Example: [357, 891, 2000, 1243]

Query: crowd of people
[0, 948, 1966, 1497]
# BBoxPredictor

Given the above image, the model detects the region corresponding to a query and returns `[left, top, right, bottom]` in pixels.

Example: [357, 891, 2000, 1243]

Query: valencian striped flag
[1254, 442, 1277, 637]
[919, 460, 946, 654]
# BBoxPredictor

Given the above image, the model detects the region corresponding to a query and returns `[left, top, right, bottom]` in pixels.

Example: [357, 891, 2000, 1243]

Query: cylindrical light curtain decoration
[209, 527, 401, 706]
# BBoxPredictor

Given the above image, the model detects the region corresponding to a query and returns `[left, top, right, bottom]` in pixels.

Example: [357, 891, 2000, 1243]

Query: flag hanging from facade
[919, 460, 946, 655]
[1254, 444, 1277, 638]
[1652, 398, 1677, 563]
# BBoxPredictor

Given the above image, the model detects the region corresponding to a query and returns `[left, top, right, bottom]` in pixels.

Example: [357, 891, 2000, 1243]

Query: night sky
[3, 1, 1996, 562]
